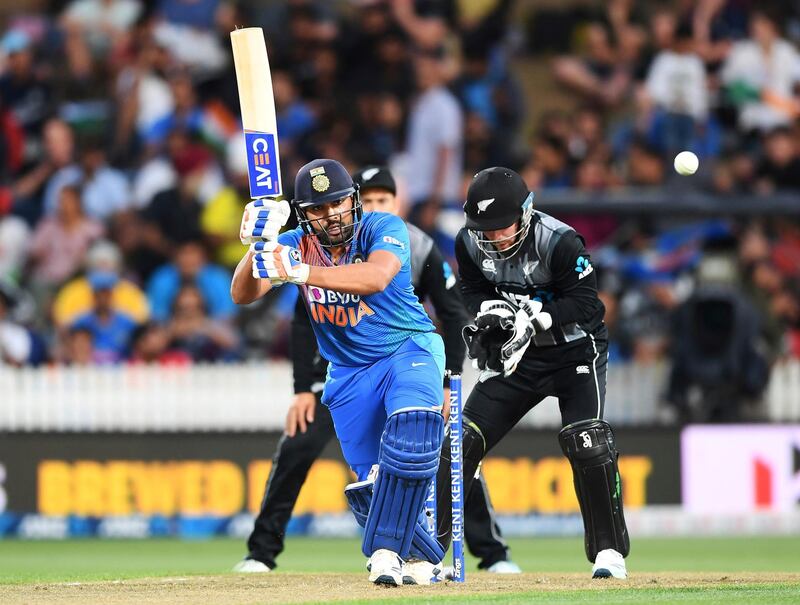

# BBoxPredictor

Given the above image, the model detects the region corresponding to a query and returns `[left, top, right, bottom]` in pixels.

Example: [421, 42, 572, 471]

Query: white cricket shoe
[367, 549, 403, 586]
[592, 549, 627, 579]
[232, 559, 271, 573]
[402, 559, 442, 585]
[487, 560, 522, 574]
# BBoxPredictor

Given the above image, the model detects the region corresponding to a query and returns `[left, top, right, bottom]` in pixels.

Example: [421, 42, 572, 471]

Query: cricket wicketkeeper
[435, 167, 630, 579]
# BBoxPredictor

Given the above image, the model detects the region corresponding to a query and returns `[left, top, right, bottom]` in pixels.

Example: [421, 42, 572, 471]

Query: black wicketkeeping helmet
[352, 166, 396, 195]
[292, 158, 362, 247]
[463, 167, 534, 259]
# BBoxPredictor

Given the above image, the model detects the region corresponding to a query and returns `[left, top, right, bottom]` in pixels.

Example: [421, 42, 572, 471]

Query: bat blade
[230, 27, 282, 199]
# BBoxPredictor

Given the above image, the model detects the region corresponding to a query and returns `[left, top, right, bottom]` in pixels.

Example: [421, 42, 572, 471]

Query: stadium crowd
[0, 0, 798, 417]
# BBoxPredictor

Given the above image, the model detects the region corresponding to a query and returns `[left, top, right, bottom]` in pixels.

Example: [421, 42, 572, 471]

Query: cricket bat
[230, 27, 283, 199]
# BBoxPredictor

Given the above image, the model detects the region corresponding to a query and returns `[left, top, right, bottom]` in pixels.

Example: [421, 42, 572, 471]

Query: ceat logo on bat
[244, 130, 281, 197]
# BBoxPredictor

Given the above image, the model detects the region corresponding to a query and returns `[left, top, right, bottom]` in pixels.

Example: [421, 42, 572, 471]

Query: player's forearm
[306, 262, 394, 295]
[231, 249, 272, 304]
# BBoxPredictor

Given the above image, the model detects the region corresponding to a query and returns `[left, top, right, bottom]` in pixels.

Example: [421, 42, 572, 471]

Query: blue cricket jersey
[278, 212, 437, 366]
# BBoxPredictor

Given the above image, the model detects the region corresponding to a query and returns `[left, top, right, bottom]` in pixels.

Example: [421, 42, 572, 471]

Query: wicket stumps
[449, 374, 466, 582]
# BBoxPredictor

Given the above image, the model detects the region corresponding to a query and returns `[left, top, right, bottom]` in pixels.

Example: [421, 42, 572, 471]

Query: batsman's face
[483, 221, 520, 252]
[361, 189, 397, 215]
[305, 196, 355, 247]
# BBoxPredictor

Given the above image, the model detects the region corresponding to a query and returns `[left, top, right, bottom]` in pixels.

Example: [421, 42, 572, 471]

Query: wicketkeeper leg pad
[559, 419, 630, 562]
[362, 408, 444, 560]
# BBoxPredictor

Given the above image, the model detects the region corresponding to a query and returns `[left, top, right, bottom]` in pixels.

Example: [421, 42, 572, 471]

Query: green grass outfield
[0, 537, 798, 604]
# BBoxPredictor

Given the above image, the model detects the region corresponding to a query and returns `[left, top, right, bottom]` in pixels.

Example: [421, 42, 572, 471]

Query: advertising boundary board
[0, 428, 678, 538]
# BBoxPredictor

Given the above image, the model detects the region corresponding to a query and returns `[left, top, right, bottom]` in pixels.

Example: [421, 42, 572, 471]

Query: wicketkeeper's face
[304, 196, 355, 247]
[361, 189, 397, 215]
[483, 220, 520, 252]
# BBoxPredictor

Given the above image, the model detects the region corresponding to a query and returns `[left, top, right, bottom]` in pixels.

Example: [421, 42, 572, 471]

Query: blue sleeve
[146, 266, 178, 323]
[364, 213, 410, 266]
[200, 266, 236, 320]
[278, 227, 303, 249]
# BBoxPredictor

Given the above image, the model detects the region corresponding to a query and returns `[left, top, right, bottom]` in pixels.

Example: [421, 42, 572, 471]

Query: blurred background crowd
[0, 0, 799, 422]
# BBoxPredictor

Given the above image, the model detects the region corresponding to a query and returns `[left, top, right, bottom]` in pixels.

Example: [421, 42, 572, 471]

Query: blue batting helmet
[292, 158, 362, 247]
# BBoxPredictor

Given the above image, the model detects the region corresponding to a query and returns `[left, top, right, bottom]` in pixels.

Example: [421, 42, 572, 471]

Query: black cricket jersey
[455, 210, 606, 352]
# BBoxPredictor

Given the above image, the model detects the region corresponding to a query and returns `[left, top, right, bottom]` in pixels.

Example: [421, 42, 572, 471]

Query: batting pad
[362, 408, 444, 560]
[346, 477, 445, 563]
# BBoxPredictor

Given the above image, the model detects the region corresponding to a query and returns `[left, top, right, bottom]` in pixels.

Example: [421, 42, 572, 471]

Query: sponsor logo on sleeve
[575, 256, 593, 280]
[382, 235, 405, 249]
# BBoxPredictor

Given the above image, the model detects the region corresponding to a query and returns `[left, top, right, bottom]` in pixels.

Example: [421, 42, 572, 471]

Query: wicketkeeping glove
[252, 241, 310, 285]
[240, 198, 291, 244]
[463, 299, 551, 381]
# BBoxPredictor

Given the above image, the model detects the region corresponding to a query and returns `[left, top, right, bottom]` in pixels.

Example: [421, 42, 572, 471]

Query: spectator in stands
[13, 119, 76, 225]
[138, 130, 212, 263]
[626, 138, 666, 186]
[721, 9, 800, 133]
[62, 325, 94, 365]
[146, 240, 234, 323]
[552, 22, 631, 107]
[166, 283, 238, 362]
[153, 0, 226, 75]
[61, 0, 143, 58]
[455, 45, 524, 169]
[532, 135, 571, 189]
[640, 21, 710, 158]
[29, 185, 104, 292]
[711, 148, 756, 194]
[70, 271, 138, 363]
[273, 70, 317, 154]
[52, 240, 149, 328]
[143, 70, 203, 150]
[113, 30, 174, 155]
[754, 127, 800, 193]
[42, 139, 131, 220]
[201, 134, 250, 269]
[567, 106, 609, 165]
[129, 321, 190, 365]
[0, 192, 29, 282]
[0, 288, 31, 366]
[75, 141, 131, 221]
[0, 29, 51, 138]
[404, 46, 463, 234]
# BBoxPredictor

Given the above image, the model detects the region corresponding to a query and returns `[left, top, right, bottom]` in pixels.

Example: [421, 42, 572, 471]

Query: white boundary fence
[1, 360, 798, 431]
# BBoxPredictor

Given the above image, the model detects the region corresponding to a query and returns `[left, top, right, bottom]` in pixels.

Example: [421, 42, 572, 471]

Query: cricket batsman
[435, 167, 630, 579]
[231, 159, 446, 585]
[234, 166, 519, 575]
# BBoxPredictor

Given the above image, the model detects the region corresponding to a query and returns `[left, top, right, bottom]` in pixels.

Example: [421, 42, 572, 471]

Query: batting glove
[240, 198, 291, 244]
[251, 241, 310, 285]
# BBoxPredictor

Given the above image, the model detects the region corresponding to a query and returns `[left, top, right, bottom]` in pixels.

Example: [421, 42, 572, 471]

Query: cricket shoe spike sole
[367, 549, 403, 586]
[592, 549, 627, 579]
[402, 559, 442, 585]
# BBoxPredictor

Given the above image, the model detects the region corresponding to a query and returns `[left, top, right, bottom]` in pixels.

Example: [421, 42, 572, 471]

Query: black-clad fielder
[435, 167, 630, 579]
[235, 167, 519, 573]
